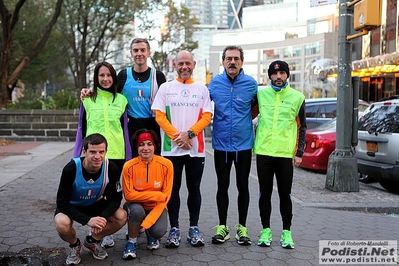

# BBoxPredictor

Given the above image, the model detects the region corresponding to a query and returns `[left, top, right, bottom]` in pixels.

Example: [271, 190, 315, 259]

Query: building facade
[351, 0, 399, 102]
[228, 0, 265, 29]
[184, 0, 228, 29]
[209, 30, 337, 98]
[189, 0, 399, 102]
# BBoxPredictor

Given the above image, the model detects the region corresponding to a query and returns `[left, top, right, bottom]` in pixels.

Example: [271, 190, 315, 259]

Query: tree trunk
[7, 0, 63, 85]
[7, 56, 30, 84]
[0, 10, 12, 109]
[0, 0, 63, 108]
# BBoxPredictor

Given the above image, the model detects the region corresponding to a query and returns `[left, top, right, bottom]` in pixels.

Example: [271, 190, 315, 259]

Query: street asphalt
[0, 141, 398, 266]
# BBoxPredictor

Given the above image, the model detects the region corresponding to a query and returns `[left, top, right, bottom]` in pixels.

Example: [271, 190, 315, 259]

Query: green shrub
[51, 90, 80, 109]
[6, 90, 80, 110]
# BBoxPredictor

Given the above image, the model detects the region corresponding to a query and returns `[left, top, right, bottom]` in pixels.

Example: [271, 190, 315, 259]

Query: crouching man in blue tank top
[54, 133, 127, 265]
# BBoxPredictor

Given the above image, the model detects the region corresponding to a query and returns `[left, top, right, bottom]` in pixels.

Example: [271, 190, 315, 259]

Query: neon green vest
[83, 89, 128, 159]
[254, 85, 305, 158]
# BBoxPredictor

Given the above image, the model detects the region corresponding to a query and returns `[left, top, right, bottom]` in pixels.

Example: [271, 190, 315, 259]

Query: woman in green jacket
[73, 61, 132, 175]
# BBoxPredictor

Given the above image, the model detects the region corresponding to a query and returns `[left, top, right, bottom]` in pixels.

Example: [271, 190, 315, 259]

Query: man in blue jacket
[208, 45, 258, 245]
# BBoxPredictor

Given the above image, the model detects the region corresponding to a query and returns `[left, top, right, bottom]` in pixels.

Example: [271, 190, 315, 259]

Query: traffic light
[206, 71, 213, 86]
[353, 0, 382, 31]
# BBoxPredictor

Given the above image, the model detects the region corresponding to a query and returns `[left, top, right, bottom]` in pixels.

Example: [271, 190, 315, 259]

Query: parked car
[305, 97, 370, 129]
[356, 99, 399, 194]
[379, 94, 399, 101]
[301, 118, 336, 172]
[301, 117, 375, 183]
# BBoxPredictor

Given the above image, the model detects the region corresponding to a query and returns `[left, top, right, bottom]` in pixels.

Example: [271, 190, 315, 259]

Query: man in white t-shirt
[151, 50, 212, 248]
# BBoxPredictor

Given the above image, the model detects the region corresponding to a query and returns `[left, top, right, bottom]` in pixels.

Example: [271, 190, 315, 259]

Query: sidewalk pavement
[0, 141, 398, 265]
[0, 142, 75, 188]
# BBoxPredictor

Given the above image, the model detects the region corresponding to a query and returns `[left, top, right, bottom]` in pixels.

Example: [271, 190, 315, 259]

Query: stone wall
[0, 110, 213, 142]
[0, 110, 79, 142]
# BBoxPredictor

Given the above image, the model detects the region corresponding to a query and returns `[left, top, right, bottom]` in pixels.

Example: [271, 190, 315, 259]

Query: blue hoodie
[208, 69, 257, 152]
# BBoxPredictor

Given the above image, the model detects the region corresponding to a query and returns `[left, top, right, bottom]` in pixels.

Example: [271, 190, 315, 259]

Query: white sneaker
[83, 237, 108, 260]
[101, 235, 115, 248]
[65, 242, 82, 265]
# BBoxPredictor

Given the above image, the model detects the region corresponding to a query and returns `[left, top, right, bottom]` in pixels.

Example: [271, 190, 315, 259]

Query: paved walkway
[0, 142, 74, 188]
[0, 142, 398, 265]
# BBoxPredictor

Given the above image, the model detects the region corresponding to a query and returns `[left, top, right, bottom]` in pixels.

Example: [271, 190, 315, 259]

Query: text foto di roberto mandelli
[327, 240, 393, 246]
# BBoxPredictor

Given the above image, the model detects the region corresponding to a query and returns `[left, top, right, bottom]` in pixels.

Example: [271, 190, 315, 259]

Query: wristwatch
[187, 130, 195, 139]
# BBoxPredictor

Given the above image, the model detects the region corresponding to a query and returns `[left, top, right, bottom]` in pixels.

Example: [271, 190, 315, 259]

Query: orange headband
[137, 133, 155, 148]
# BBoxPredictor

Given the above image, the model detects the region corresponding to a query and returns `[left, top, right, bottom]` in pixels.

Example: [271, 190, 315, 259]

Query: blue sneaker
[187, 227, 205, 247]
[122, 242, 136, 260]
[147, 234, 160, 250]
[165, 227, 181, 248]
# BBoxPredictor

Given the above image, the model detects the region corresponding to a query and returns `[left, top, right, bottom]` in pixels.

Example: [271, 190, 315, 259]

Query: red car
[300, 119, 337, 172]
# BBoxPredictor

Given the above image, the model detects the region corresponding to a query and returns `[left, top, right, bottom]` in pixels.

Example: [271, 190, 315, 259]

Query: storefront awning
[326, 52, 399, 78]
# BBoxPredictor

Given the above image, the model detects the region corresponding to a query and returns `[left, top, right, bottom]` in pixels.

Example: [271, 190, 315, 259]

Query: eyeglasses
[225, 57, 241, 62]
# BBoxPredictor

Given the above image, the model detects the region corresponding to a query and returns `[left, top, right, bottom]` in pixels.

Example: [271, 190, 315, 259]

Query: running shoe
[187, 227, 205, 247]
[101, 235, 115, 248]
[83, 236, 108, 260]
[122, 241, 137, 260]
[258, 228, 272, 247]
[235, 224, 251, 245]
[165, 227, 181, 248]
[65, 240, 82, 265]
[212, 225, 230, 244]
[147, 234, 160, 250]
[280, 230, 295, 249]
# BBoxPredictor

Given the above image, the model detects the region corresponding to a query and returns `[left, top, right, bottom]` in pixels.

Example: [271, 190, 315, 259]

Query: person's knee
[54, 213, 72, 234]
[148, 210, 168, 238]
[148, 222, 167, 239]
[149, 227, 167, 239]
[124, 203, 145, 225]
[111, 208, 127, 227]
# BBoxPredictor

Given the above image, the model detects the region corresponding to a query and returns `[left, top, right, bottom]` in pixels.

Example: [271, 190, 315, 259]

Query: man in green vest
[254, 60, 306, 249]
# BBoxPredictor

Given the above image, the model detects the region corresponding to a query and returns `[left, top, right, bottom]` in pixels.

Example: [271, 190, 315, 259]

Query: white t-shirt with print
[151, 79, 212, 157]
